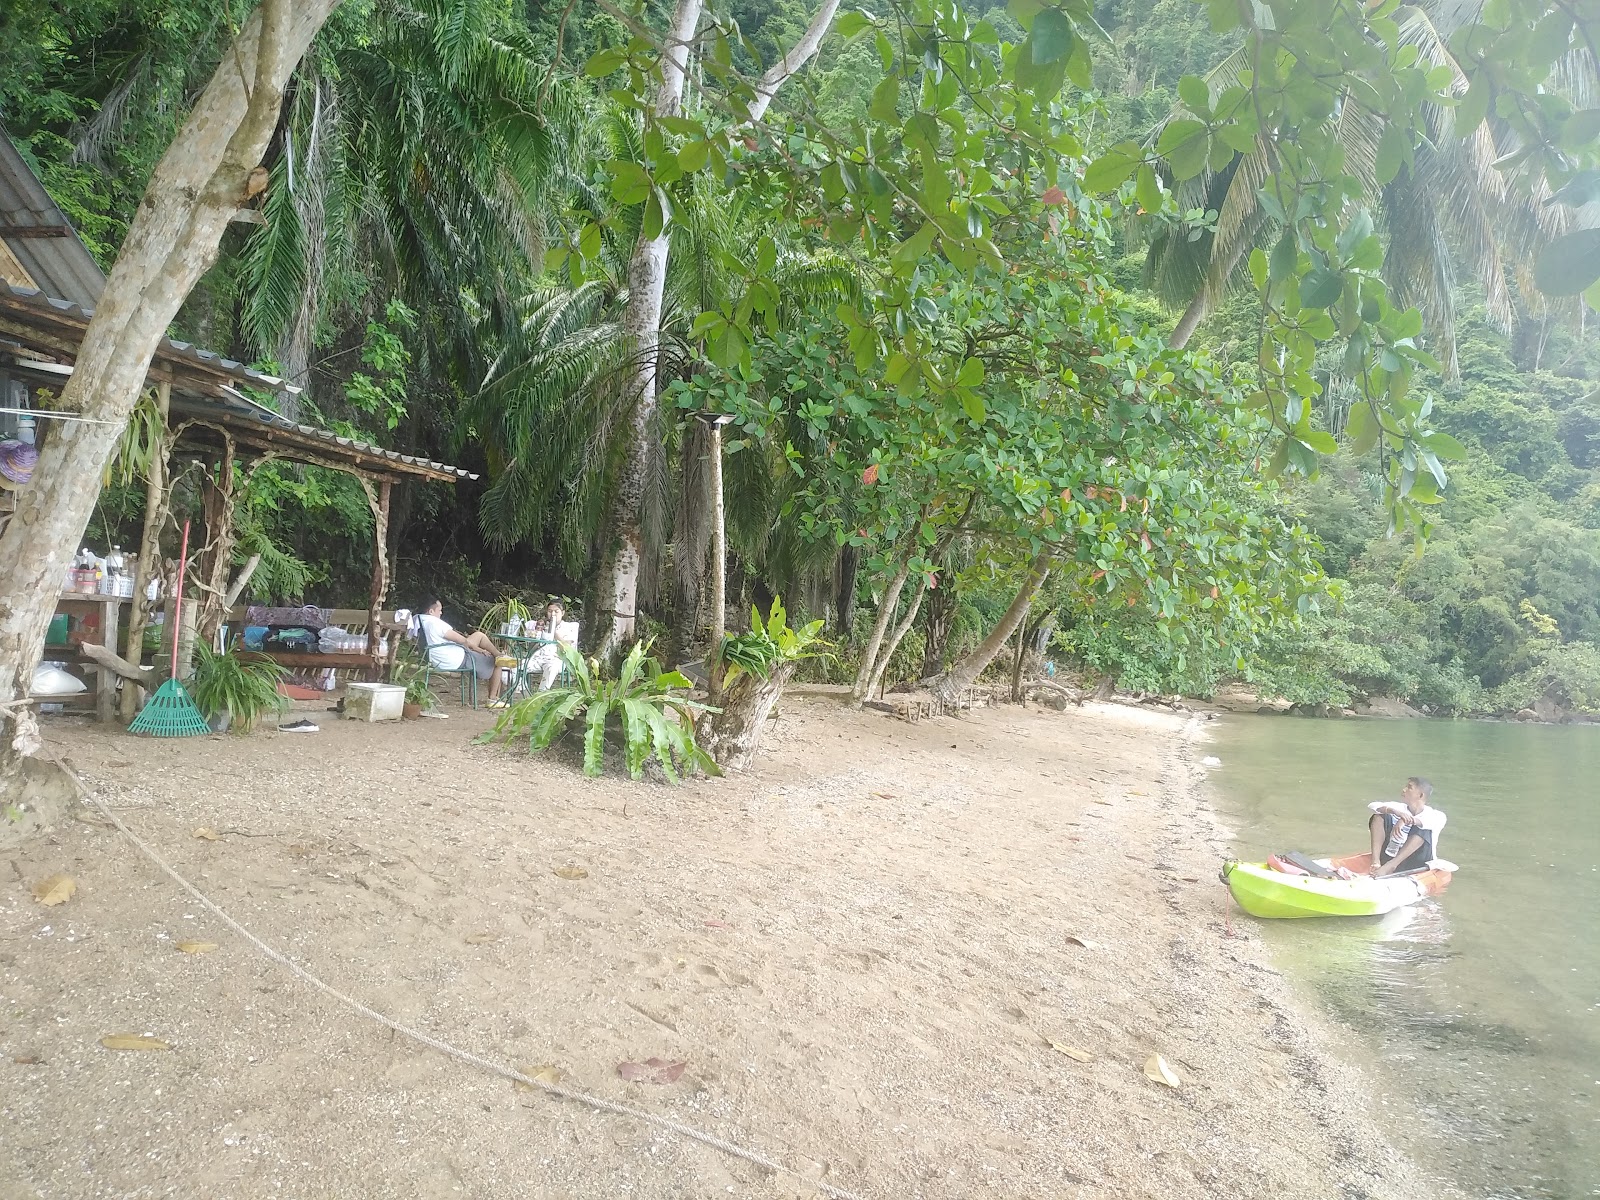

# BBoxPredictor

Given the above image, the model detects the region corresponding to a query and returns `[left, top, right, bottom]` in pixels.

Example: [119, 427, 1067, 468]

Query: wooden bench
[226, 607, 402, 682]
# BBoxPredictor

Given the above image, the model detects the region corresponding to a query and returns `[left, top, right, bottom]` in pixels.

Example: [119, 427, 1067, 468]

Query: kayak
[1221, 852, 1456, 919]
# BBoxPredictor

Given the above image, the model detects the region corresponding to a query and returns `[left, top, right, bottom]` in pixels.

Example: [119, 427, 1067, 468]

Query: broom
[129, 519, 212, 737]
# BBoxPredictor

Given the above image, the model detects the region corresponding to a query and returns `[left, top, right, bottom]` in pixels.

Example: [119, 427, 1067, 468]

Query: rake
[128, 519, 211, 738]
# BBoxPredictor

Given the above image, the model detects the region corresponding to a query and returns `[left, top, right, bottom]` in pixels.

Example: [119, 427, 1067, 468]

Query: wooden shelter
[0, 129, 475, 716]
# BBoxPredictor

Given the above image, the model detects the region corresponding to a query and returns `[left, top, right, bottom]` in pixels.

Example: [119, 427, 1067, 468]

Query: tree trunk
[926, 554, 1051, 705]
[0, 0, 338, 765]
[850, 542, 914, 702]
[865, 575, 927, 699]
[706, 421, 727, 700]
[591, 0, 839, 663]
[120, 381, 172, 722]
[670, 419, 713, 663]
[698, 659, 797, 771]
[832, 544, 860, 638]
[1168, 233, 1252, 350]
[921, 575, 955, 678]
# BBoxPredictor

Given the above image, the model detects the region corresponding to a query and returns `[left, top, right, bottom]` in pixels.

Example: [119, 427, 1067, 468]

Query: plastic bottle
[1383, 813, 1412, 859]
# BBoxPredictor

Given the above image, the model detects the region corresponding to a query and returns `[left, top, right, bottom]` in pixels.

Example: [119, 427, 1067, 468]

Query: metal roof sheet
[0, 133, 107, 309]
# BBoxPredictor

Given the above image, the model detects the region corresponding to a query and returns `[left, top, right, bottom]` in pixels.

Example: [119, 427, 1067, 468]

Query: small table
[47, 592, 133, 722]
[495, 634, 553, 702]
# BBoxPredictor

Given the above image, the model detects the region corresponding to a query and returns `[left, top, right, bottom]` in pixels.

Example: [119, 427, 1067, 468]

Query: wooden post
[121, 381, 171, 722]
[194, 436, 238, 647]
[365, 478, 391, 677]
[707, 420, 727, 701]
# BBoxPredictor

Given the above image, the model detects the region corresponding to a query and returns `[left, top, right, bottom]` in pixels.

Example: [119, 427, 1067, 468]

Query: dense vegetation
[4, 0, 1596, 717]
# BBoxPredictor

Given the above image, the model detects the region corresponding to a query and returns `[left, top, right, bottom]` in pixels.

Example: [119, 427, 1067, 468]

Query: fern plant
[189, 643, 289, 731]
[718, 598, 828, 689]
[481, 640, 720, 782]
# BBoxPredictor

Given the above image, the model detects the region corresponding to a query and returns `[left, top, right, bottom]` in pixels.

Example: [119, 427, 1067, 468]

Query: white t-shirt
[1369, 801, 1447, 860]
[418, 613, 466, 670]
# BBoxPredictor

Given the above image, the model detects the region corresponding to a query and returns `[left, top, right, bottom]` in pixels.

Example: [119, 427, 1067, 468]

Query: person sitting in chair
[527, 600, 578, 691]
[417, 596, 504, 703]
[1367, 776, 1447, 876]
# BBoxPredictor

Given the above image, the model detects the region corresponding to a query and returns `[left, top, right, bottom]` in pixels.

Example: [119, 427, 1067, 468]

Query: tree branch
[746, 0, 843, 123]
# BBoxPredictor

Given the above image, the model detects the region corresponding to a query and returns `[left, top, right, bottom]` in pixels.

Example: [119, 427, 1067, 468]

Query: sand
[0, 690, 1451, 1199]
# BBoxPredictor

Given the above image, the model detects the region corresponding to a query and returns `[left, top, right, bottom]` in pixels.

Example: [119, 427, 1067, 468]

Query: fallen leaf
[1064, 935, 1100, 951]
[464, 931, 498, 945]
[192, 827, 220, 841]
[1049, 1041, 1093, 1062]
[175, 941, 219, 954]
[1181, 876, 1200, 883]
[703, 919, 731, 930]
[1127, 790, 1148, 796]
[870, 791, 896, 799]
[1143, 1054, 1181, 1088]
[617, 1057, 685, 1085]
[32, 874, 76, 907]
[553, 865, 588, 880]
[1092, 799, 1114, 806]
[513, 1064, 562, 1091]
[12, 1054, 42, 1064]
[100, 1034, 170, 1052]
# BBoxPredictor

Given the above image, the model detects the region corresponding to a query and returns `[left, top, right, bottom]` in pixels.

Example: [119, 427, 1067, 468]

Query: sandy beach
[1, 692, 1450, 1198]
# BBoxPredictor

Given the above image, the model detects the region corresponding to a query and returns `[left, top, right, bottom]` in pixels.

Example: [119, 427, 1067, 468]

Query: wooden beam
[0, 224, 73, 238]
[366, 479, 392, 667]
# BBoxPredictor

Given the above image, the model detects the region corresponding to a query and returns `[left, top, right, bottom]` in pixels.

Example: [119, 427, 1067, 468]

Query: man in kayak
[1366, 777, 1447, 876]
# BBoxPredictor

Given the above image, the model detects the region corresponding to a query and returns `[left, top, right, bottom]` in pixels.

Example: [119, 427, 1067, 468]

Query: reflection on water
[1209, 717, 1600, 1200]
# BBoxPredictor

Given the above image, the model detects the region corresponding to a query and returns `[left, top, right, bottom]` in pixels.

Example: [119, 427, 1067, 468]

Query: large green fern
[480, 640, 719, 782]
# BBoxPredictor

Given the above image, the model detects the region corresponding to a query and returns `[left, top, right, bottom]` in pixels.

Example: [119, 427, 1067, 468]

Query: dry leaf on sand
[101, 1034, 170, 1051]
[617, 1058, 685, 1085]
[703, 919, 732, 930]
[464, 932, 498, 945]
[12, 1054, 43, 1065]
[553, 865, 588, 880]
[175, 941, 219, 954]
[192, 827, 220, 841]
[1049, 1041, 1093, 1062]
[513, 1064, 562, 1091]
[32, 874, 76, 907]
[1143, 1054, 1181, 1088]
[1064, 935, 1100, 950]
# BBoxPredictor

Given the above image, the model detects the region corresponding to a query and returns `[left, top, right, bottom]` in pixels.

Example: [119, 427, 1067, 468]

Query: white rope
[54, 758, 866, 1200]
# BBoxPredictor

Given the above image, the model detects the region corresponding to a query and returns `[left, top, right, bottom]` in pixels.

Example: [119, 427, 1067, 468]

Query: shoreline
[3, 695, 1451, 1197]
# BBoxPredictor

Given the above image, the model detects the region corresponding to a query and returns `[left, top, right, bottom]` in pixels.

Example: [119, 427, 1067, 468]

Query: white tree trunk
[850, 545, 914, 702]
[593, 0, 840, 662]
[864, 574, 927, 699]
[0, 0, 338, 762]
[926, 554, 1051, 705]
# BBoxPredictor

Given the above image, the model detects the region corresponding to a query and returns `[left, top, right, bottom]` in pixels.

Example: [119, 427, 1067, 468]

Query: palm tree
[1143, 2, 1587, 374]
[237, 0, 571, 417]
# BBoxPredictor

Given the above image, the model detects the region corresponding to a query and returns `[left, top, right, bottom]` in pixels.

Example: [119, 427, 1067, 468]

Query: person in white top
[416, 596, 505, 703]
[526, 600, 579, 691]
[1367, 776, 1447, 876]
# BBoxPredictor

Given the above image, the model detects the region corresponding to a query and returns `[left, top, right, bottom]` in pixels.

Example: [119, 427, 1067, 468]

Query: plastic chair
[417, 624, 479, 709]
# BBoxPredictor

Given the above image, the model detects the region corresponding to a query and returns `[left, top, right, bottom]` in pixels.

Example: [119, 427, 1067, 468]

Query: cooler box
[345, 682, 404, 722]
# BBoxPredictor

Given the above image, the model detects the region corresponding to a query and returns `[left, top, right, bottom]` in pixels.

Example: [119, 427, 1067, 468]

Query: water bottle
[1384, 813, 1412, 858]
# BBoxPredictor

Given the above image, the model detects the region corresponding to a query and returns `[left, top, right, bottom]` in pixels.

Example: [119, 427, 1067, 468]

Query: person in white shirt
[526, 600, 578, 691]
[416, 596, 505, 703]
[1367, 776, 1447, 876]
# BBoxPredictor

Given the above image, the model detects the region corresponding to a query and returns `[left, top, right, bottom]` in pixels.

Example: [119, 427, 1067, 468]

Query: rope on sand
[54, 757, 865, 1200]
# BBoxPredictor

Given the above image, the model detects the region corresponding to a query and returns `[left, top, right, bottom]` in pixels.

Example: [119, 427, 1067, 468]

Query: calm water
[1208, 717, 1600, 1199]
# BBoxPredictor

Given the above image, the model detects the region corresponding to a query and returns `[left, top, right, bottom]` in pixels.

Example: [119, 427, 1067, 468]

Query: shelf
[58, 592, 136, 605]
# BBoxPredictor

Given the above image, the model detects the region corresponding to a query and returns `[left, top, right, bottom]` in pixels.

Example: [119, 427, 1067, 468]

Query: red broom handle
[170, 519, 191, 678]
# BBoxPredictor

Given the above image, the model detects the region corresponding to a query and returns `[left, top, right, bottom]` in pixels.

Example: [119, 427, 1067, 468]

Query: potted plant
[403, 675, 438, 719]
[479, 595, 532, 638]
[189, 642, 288, 732]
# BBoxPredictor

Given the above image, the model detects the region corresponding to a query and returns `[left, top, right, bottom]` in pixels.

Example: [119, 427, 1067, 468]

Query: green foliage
[188, 644, 289, 731]
[481, 641, 720, 782]
[718, 596, 828, 688]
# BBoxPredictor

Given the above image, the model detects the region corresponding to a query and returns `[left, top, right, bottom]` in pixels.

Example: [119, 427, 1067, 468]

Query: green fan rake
[129, 519, 211, 738]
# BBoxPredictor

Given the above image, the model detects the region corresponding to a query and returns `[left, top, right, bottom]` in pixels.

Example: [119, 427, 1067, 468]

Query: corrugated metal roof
[1, 284, 299, 394]
[0, 130, 475, 485]
[166, 388, 477, 481]
[0, 133, 107, 309]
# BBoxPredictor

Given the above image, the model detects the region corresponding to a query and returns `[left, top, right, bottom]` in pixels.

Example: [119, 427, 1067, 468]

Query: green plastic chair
[417, 625, 479, 709]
